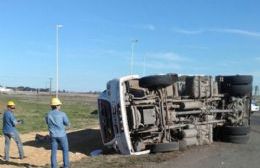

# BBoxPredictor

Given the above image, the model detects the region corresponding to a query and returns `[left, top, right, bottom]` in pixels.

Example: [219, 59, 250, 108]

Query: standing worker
[46, 97, 70, 168]
[2, 100, 24, 161]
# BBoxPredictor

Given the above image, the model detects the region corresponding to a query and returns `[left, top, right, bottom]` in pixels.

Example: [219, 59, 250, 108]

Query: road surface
[144, 112, 260, 168]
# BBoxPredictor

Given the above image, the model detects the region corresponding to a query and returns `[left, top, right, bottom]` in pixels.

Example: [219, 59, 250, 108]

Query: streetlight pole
[130, 39, 138, 75]
[56, 24, 63, 98]
[49, 77, 52, 95]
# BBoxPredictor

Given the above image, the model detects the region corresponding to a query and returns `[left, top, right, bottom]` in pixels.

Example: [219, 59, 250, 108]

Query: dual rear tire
[149, 141, 179, 153]
[216, 75, 253, 97]
[221, 126, 250, 144]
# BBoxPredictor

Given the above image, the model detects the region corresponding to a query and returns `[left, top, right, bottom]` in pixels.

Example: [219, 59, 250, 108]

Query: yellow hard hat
[7, 100, 15, 106]
[51, 97, 62, 106]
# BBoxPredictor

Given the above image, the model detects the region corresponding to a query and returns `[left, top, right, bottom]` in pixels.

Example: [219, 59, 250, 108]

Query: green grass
[0, 93, 98, 135]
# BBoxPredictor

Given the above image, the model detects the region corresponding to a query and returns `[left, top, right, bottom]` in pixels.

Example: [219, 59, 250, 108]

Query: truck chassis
[98, 74, 252, 155]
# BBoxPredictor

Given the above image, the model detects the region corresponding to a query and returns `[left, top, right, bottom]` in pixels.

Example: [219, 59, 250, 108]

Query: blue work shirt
[46, 110, 70, 137]
[2, 110, 17, 134]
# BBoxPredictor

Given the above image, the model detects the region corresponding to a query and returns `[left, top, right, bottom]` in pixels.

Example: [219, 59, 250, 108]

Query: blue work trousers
[4, 130, 24, 161]
[51, 135, 70, 168]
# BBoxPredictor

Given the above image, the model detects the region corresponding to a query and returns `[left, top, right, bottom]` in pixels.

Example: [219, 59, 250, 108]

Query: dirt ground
[0, 126, 102, 168]
[1, 113, 260, 168]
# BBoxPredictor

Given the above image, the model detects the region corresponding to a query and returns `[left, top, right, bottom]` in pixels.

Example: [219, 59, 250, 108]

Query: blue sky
[0, 0, 260, 91]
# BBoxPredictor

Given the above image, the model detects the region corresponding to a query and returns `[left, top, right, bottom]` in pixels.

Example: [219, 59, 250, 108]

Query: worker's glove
[17, 119, 24, 124]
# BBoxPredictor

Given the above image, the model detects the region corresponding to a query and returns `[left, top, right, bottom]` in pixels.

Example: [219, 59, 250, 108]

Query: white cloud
[134, 52, 190, 70]
[147, 52, 190, 62]
[173, 28, 260, 38]
[181, 45, 209, 50]
[211, 28, 260, 38]
[173, 28, 204, 35]
[144, 61, 181, 69]
[218, 60, 242, 67]
[135, 61, 180, 70]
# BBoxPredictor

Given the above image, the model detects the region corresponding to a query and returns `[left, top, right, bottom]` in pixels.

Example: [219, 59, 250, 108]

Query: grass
[0, 92, 99, 135]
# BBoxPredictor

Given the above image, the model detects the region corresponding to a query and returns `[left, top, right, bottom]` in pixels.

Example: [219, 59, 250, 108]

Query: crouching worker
[46, 97, 70, 168]
[2, 100, 24, 161]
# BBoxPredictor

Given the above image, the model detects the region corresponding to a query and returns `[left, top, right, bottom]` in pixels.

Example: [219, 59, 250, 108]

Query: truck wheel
[228, 84, 252, 96]
[222, 126, 250, 136]
[139, 74, 177, 90]
[222, 134, 250, 144]
[220, 75, 253, 85]
[219, 84, 252, 96]
[216, 75, 253, 95]
[150, 142, 179, 153]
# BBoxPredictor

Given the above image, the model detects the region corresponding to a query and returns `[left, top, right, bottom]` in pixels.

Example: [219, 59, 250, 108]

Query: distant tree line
[7, 86, 50, 92]
[4, 86, 101, 94]
[86, 91, 101, 94]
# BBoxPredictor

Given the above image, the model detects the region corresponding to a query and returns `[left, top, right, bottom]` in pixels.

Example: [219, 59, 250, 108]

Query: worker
[46, 97, 70, 168]
[2, 100, 24, 161]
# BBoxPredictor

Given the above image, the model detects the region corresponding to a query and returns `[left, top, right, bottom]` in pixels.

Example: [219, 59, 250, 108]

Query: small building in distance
[0, 86, 13, 93]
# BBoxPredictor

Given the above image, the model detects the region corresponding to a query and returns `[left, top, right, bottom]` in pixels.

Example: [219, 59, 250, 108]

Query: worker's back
[46, 110, 69, 137]
[3, 110, 17, 134]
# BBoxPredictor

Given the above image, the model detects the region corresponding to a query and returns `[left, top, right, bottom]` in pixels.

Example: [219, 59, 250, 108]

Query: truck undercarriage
[99, 74, 252, 154]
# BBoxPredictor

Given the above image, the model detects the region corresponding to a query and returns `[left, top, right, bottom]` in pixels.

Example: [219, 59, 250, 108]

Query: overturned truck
[98, 74, 252, 155]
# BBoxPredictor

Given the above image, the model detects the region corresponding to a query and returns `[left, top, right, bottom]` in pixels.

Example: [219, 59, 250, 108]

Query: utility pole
[255, 85, 259, 96]
[130, 39, 138, 75]
[56, 24, 63, 98]
[49, 78, 53, 95]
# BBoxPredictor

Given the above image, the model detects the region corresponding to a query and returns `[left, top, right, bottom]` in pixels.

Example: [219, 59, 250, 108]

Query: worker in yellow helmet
[2, 100, 25, 161]
[45, 97, 70, 168]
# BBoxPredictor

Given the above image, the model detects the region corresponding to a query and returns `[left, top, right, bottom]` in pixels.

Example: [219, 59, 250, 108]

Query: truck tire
[223, 75, 253, 85]
[219, 84, 252, 96]
[150, 142, 179, 153]
[139, 74, 177, 90]
[228, 84, 252, 96]
[217, 75, 253, 85]
[222, 126, 250, 136]
[216, 75, 253, 96]
[222, 134, 250, 144]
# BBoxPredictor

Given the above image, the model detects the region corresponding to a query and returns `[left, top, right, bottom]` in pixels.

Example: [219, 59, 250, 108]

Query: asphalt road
[71, 112, 260, 168]
[146, 112, 260, 168]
